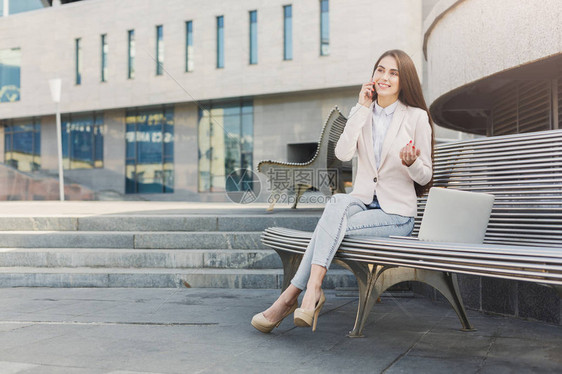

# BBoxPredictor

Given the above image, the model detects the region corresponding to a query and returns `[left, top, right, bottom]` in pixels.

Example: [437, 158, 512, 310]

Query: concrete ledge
[0, 248, 283, 269]
[0, 231, 267, 249]
[0, 215, 321, 232]
[133, 232, 266, 249]
[0, 268, 356, 289]
[0, 232, 134, 248]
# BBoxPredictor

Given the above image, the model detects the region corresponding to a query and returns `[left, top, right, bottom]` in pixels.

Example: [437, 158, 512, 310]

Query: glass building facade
[61, 112, 104, 169]
[3, 118, 41, 172]
[0, 48, 21, 102]
[198, 100, 253, 192]
[125, 106, 174, 193]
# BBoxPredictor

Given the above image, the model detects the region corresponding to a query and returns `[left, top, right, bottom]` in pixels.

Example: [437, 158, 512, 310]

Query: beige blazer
[335, 100, 432, 217]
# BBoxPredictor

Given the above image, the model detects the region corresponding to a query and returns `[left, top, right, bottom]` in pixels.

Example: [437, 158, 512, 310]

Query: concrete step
[0, 267, 357, 289]
[0, 231, 267, 249]
[0, 248, 282, 269]
[0, 215, 320, 232]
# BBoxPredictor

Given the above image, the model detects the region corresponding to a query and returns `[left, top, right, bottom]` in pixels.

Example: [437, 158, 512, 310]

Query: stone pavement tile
[107, 372, 164, 374]
[20, 365, 103, 374]
[0, 325, 201, 373]
[383, 355, 482, 374]
[480, 314, 562, 341]
[0, 324, 33, 333]
[481, 336, 562, 373]
[11, 299, 125, 320]
[288, 331, 424, 374]
[0, 324, 69, 352]
[0, 297, 84, 318]
[0, 288, 560, 373]
[479, 359, 558, 374]
[0, 361, 38, 374]
[405, 330, 491, 359]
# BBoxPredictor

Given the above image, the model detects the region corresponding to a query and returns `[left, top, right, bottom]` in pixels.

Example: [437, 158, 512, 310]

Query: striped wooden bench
[262, 129, 562, 337]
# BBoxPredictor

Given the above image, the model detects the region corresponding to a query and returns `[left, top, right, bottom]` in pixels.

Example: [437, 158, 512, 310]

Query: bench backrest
[414, 130, 562, 247]
[313, 106, 348, 170]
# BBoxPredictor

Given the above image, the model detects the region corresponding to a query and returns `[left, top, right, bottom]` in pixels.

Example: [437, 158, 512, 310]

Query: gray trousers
[290, 193, 414, 290]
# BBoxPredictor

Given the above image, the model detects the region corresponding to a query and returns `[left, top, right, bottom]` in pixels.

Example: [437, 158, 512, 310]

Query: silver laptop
[391, 187, 495, 244]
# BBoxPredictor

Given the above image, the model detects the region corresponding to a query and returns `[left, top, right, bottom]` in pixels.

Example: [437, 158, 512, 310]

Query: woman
[252, 49, 434, 333]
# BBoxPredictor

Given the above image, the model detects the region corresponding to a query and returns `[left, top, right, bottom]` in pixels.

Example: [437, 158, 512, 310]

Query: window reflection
[249, 11, 257, 64]
[125, 106, 174, 193]
[75, 38, 82, 85]
[101, 34, 108, 82]
[217, 16, 224, 68]
[198, 100, 253, 192]
[283, 5, 292, 61]
[185, 21, 193, 72]
[128, 30, 135, 79]
[320, 0, 329, 56]
[156, 25, 164, 75]
[3, 118, 41, 172]
[61, 112, 104, 169]
[0, 48, 21, 102]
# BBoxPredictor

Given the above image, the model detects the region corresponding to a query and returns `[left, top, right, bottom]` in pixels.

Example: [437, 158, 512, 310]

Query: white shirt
[372, 100, 398, 169]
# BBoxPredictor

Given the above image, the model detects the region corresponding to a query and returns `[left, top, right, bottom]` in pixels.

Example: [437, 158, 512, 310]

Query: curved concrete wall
[424, 0, 562, 106]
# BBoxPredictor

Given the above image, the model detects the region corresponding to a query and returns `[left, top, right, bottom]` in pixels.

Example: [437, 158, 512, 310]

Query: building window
[61, 112, 104, 169]
[217, 16, 224, 68]
[101, 34, 108, 82]
[0, 47, 21, 102]
[283, 5, 293, 61]
[128, 30, 135, 79]
[3, 118, 41, 172]
[249, 11, 257, 65]
[75, 38, 82, 85]
[156, 25, 164, 75]
[185, 21, 193, 72]
[198, 100, 253, 192]
[320, 0, 329, 56]
[125, 106, 174, 193]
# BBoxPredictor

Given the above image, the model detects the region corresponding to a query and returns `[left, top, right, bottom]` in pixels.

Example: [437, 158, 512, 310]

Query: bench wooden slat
[265, 228, 562, 257]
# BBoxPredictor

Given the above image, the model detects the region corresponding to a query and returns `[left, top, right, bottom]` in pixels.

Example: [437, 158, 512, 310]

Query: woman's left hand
[400, 141, 421, 167]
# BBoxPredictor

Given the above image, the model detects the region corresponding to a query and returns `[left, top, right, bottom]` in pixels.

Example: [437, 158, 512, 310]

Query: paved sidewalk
[0, 288, 560, 373]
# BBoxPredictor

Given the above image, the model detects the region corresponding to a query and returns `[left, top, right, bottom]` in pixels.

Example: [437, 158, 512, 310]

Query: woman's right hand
[358, 81, 375, 108]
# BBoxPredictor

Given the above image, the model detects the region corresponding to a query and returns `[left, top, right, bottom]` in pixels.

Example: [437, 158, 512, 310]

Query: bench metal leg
[274, 249, 303, 291]
[266, 190, 282, 212]
[373, 267, 473, 331]
[553, 285, 562, 298]
[339, 263, 474, 337]
[291, 184, 310, 209]
[416, 271, 474, 331]
[336, 260, 379, 338]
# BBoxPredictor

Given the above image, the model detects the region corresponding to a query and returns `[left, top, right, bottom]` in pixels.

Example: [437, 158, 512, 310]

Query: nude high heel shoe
[293, 290, 326, 332]
[251, 303, 298, 333]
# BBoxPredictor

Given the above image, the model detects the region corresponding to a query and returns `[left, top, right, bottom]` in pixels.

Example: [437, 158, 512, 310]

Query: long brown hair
[371, 49, 434, 197]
